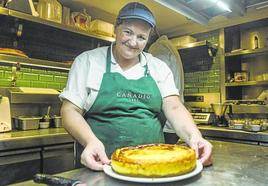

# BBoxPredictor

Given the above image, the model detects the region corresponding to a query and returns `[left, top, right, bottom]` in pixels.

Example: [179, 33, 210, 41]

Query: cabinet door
[0, 148, 41, 185]
[42, 143, 75, 174]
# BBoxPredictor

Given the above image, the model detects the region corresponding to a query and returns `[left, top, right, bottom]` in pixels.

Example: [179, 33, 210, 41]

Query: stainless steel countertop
[12, 140, 268, 186]
[0, 128, 73, 151]
[198, 125, 268, 144]
[1, 126, 268, 152]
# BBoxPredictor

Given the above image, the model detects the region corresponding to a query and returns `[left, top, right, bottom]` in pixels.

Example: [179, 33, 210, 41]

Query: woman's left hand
[189, 137, 213, 166]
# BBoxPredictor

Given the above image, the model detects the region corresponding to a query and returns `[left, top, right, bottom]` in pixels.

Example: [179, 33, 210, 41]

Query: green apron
[84, 47, 164, 157]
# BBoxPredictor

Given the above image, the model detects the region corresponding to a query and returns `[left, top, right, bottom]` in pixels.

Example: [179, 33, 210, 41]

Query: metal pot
[51, 115, 62, 128]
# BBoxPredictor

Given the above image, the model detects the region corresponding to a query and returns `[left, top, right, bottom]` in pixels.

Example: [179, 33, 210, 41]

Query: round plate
[103, 160, 203, 183]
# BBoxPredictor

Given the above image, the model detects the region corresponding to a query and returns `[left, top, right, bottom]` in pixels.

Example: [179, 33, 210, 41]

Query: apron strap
[142, 52, 150, 76]
[106, 46, 112, 73]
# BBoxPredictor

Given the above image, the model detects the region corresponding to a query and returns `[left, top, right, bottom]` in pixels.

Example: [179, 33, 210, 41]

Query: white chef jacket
[59, 44, 179, 114]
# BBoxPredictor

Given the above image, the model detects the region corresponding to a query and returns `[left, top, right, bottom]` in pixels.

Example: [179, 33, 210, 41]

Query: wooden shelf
[0, 7, 115, 42]
[225, 80, 268, 87]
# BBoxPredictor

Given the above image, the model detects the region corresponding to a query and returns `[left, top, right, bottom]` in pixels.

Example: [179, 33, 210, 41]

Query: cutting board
[0, 96, 12, 132]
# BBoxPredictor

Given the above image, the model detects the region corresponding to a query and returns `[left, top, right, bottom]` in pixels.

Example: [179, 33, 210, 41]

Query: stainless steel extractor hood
[153, 0, 246, 25]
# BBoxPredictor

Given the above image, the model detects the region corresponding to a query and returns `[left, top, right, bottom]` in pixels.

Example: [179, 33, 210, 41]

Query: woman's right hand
[80, 139, 110, 170]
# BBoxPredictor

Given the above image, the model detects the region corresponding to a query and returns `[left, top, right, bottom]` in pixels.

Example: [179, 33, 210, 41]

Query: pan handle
[33, 173, 82, 186]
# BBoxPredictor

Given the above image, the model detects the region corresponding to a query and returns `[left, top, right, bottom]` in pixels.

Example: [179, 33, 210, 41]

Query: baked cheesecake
[111, 143, 196, 177]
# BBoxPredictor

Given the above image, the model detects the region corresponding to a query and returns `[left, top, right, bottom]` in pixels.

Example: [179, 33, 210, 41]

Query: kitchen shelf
[0, 7, 115, 43]
[0, 6, 8, 15]
[225, 80, 268, 87]
[177, 40, 217, 50]
[0, 54, 71, 71]
[177, 40, 218, 57]
[225, 47, 268, 57]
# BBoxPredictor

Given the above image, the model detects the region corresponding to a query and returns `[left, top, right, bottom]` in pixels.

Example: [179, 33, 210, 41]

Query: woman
[59, 2, 212, 171]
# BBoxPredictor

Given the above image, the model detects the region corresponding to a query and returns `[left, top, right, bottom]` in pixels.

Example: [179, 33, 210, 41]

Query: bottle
[254, 36, 259, 49]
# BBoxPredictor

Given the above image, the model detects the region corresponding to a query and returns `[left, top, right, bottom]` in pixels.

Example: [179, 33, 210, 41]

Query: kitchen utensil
[40, 105, 51, 128]
[14, 116, 42, 130]
[51, 115, 62, 128]
[33, 173, 82, 186]
[0, 95, 12, 132]
[43, 105, 51, 122]
[211, 103, 229, 127]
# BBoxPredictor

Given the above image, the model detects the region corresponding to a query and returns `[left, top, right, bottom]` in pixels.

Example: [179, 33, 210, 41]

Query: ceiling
[59, 0, 268, 38]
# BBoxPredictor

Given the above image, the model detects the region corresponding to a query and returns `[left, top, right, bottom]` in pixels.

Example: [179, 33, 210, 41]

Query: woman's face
[114, 19, 151, 60]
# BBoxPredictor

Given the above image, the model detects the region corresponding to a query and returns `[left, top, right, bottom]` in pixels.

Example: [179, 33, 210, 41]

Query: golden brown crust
[111, 143, 196, 177]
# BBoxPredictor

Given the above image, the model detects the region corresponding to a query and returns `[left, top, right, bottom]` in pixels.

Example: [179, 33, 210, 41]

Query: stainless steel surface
[14, 116, 42, 130]
[225, 80, 268, 86]
[225, 46, 268, 57]
[178, 40, 218, 57]
[0, 129, 75, 185]
[0, 147, 42, 186]
[42, 143, 75, 174]
[177, 40, 217, 51]
[51, 115, 62, 128]
[0, 128, 73, 151]
[231, 104, 268, 113]
[198, 125, 268, 143]
[8, 87, 60, 104]
[12, 140, 268, 186]
[0, 54, 71, 71]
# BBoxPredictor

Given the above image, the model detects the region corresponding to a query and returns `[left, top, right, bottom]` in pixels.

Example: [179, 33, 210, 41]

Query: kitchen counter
[1, 126, 268, 152]
[12, 140, 268, 186]
[0, 128, 73, 151]
[198, 125, 268, 145]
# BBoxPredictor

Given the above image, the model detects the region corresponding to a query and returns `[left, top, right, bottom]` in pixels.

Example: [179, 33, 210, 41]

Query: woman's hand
[189, 137, 213, 166]
[80, 139, 111, 170]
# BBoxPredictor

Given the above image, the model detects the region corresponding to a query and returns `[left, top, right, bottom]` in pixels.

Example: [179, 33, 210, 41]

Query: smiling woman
[59, 1, 212, 171]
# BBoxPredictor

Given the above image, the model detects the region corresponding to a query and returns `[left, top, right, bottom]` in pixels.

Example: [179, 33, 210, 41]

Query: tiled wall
[0, 65, 68, 89]
[0, 15, 110, 89]
[182, 30, 221, 94]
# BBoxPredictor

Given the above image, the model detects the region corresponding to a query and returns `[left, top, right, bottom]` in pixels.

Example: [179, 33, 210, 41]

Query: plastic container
[89, 19, 114, 37]
[37, 0, 62, 23]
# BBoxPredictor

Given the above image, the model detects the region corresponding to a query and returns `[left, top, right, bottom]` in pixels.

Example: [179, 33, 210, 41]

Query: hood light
[217, 1, 232, 12]
[209, 0, 232, 12]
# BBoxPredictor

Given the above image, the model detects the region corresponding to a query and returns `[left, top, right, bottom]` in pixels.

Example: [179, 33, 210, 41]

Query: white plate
[103, 160, 203, 183]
